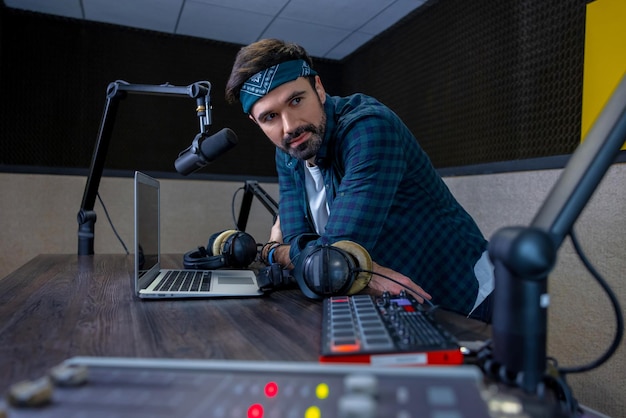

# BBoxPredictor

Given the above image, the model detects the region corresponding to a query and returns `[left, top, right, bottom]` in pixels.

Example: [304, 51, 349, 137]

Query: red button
[247, 403, 264, 418]
[265, 381, 279, 398]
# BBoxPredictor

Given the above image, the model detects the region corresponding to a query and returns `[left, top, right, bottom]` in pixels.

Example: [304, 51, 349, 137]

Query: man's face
[249, 76, 327, 163]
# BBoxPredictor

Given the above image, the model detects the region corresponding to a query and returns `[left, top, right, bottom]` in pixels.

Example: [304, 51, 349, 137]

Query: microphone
[175, 128, 238, 175]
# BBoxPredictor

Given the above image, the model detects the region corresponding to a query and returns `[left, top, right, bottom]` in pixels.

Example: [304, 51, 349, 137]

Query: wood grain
[0, 254, 321, 393]
[0, 254, 489, 395]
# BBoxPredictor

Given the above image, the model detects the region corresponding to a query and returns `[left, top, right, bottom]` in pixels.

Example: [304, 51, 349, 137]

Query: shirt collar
[311, 94, 335, 168]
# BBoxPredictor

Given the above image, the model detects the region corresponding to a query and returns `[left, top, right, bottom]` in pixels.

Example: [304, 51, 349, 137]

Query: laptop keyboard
[156, 270, 212, 292]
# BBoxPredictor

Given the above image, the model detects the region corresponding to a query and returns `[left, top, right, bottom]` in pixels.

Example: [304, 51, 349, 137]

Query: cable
[557, 229, 623, 375]
[230, 186, 245, 229]
[542, 357, 580, 416]
[96, 192, 129, 255]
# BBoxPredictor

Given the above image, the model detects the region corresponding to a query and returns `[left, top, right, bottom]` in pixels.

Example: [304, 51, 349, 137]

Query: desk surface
[0, 254, 491, 394]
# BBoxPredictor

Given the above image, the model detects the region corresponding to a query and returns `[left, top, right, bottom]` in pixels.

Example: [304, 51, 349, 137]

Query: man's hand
[269, 215, 283, 243]
[366, 262, 432, 304]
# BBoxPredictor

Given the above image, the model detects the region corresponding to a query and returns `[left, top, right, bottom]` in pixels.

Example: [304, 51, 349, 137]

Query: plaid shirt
[277, 93, 487, 314]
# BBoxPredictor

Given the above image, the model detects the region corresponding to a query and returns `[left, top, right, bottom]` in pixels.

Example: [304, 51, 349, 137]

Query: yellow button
[315, 383, 329, 400]
[304, 405, 321, 418]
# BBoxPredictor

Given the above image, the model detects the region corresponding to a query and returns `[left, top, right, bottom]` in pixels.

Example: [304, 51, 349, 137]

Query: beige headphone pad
[212, 229, 238, 255]
[332, 240, 373, 294]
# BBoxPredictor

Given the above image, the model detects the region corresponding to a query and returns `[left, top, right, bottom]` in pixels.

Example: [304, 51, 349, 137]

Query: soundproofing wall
[1, 0, 588, 176]
[342, 0, 587, 168]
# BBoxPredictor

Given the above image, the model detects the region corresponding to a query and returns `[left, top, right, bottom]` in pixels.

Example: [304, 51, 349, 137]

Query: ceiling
[3, 0, 428, 60]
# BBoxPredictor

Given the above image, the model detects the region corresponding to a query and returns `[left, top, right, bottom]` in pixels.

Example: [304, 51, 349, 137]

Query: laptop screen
[135, 172, 159, 276]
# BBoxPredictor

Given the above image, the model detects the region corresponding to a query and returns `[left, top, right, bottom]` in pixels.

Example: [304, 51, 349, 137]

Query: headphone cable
[97, 192, 129, 255]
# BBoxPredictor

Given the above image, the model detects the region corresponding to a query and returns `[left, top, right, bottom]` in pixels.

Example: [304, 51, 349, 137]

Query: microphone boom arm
[236, 180, 279, 232]
[488, 73, 626, 397]
[77, 80, 212, 256]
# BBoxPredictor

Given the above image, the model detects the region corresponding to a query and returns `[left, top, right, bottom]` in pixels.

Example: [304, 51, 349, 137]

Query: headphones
[183, 229, 257, 270]
[258, 240, 373, 299]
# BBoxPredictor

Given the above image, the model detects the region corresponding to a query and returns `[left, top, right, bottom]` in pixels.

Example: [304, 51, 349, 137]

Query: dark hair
[225, 39, 315, 105]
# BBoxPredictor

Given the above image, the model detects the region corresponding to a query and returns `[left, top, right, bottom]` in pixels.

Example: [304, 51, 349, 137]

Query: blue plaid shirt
[278, 93, 487, 314]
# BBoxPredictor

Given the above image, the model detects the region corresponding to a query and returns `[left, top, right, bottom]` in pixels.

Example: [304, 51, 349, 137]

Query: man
[225, 39, 494, 322]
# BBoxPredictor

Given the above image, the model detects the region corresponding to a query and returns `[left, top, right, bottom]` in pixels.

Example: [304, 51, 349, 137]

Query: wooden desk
[0, 254, 491, 395]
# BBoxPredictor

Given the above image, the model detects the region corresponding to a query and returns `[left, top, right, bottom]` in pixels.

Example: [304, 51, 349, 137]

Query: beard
[281, 112, 326, 161]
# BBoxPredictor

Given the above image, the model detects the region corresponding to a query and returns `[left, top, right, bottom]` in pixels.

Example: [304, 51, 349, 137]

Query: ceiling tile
[82, 0, 183, 33]
[3, 0, 430, 60]
[4, 0, 83, 19]
[262, 17, 352, 58]
[360, 0, 427, 34]
[189, 0, 290, 16]
[279, 0, 396, 31]
[177, 2, 273, 45]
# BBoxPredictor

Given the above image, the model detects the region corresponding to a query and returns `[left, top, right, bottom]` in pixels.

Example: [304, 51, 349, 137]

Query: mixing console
[3, 357, 492, 418]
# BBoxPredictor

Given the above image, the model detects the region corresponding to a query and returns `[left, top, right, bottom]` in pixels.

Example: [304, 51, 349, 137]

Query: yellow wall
[582, 0, 626, 147]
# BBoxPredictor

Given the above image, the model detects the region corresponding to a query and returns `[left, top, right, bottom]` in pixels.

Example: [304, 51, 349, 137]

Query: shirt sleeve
[322, 113, 406, 249]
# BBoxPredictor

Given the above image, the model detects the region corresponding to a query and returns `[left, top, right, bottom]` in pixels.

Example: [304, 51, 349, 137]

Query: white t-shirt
[304, 162, 329, 235]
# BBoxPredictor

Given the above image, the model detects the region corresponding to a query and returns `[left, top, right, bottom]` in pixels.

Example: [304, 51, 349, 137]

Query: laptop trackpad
[217, 276, 256, 285]
[213, 270, 259, 294]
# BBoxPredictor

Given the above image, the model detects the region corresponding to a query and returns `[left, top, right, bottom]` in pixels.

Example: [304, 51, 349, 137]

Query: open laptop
[133, 171, 263, 299]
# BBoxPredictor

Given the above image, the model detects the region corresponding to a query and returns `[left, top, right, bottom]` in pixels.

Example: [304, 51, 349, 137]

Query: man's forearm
[262, 240, 293, 270]
[270, 244, 293, 269]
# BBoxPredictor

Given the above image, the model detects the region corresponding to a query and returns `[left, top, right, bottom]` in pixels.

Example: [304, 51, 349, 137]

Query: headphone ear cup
[331, 240, 372, 294]
[222, 231, 258, 268]
[293, 245, 357, 299]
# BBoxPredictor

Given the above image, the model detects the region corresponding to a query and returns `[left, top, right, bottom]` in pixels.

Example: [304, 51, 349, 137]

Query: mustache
[283, 124, 318, 146]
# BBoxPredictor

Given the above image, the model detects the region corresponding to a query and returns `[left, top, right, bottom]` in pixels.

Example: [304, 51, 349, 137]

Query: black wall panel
[1, 0, 588, 175]
[341, 0, 587, 168]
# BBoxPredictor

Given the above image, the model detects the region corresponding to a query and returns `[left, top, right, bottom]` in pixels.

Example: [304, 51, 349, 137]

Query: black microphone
[175, 128, 238, 175]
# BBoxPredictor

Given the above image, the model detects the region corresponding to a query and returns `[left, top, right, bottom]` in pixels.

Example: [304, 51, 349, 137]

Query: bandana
[240, 59, 317, 114]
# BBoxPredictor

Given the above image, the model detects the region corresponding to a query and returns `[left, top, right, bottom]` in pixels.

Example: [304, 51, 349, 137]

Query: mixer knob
[343, 373, 379, 396]
[380, 291, 391, 306]
[338, 393, 377, 418]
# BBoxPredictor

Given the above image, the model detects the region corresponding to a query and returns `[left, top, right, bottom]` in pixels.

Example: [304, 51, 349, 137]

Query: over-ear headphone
[183, 230, 257, 270]
[292, 240, 373, 299]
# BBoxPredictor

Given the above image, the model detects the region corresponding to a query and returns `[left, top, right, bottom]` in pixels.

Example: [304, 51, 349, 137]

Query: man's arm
[265, 217, 432, 303]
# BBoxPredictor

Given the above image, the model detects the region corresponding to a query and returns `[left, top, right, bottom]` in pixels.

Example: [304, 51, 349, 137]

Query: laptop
[133, 171, 263, 299]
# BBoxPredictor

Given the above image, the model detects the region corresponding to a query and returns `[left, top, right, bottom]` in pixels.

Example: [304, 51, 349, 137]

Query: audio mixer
[3, 357, 492, 418]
